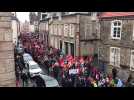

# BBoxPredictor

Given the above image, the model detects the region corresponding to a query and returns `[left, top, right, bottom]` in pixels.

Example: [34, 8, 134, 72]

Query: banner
[69, 69, 79, 75]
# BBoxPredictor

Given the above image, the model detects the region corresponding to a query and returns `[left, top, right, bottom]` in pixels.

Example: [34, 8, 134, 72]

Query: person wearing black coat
[53, 66, 59, 80]
[21, 73, 28, 87]
[112, 67, 117, 79]
[21, 69, 28, 87]
[15, 66, 20, 81]
[33, 76, 46, 87]
[126, 74, 133, 87]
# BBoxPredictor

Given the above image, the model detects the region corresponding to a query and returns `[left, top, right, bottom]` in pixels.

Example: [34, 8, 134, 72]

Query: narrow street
[13, 12, 134, 87]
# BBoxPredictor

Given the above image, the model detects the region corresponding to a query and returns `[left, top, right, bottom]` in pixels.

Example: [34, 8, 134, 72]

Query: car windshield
[27, 57, 33, 60]
[30, 65, 39, 69]
[40, 71, 46, 75]
[24, 54, 33, 60]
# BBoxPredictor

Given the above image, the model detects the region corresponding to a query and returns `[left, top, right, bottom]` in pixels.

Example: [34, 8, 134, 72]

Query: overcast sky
[16, 12, 30, 23]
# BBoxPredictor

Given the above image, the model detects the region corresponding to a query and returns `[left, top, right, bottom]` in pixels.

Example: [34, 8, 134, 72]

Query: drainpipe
[78, 15, 81, 57]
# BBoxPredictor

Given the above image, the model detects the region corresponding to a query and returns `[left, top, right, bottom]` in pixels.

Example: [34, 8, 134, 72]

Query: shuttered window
[64, 24, 69, 37]
[130, 50, 134, 71]
[132, 24, 134, 40]
[110, 47, 120, 67]
[69, 24, 75, 37]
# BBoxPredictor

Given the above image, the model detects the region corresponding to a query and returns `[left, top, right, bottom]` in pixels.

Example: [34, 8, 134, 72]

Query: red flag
[80, 57, 84, 63]
[59, 58, 64, 67]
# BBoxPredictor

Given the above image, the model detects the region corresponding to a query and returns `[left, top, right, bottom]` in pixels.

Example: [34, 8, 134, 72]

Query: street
[13, 12, 134, 87]
[14, 39, 131, 87]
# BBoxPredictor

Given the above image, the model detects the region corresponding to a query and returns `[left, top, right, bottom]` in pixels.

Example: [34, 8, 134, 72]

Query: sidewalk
[17, 78, 35, 87]
[39, 63, 49, 75]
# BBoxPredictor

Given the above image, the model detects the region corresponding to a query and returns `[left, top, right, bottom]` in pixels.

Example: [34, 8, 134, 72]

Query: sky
[16, 12, 30, 23]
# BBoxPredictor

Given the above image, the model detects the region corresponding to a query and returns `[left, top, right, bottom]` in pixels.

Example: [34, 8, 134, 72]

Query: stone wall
[0, 12, 15, 87]
[80, 15, 100, 40]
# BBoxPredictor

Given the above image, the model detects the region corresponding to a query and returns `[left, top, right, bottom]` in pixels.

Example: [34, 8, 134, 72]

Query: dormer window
[41, 13, 47, 20]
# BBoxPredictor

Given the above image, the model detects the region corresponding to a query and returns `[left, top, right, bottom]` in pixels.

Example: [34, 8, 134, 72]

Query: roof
[40, 13, 91, 22]
[99, 12, 134, 18]
[28, 61, 37, 65]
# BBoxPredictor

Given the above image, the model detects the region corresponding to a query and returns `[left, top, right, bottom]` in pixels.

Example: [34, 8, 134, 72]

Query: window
[132, 24, 134, 40]
[55, 24, 58, 35]
[50, 37, 54, 46]
[41, 13, 46, 20]
[130, 50, 134, 71]
[91, 12, 97, 17]
[69, 24, 71, 37]
[64, 24, 69, 37]
[55, 38, 58, 48]
[54, 24, 56, 35]
[41, 14, 46, 20]
[110, 47, 120, 67]
[59, 40, 62, 50]
[69, 24, 75, 37]
[53, 37, 55, 48]
[57, 24, 59, 35]
[70, 43, 74, 57]
[58, 24, 61, 36]
[50, 25, 53, 35]
[111, 20, 122, 39]
[64, 42, 69, 55]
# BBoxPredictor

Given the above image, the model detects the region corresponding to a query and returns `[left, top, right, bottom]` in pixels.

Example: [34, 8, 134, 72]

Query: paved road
[17, 76, 35, 87]
[39, 63, 48, 75]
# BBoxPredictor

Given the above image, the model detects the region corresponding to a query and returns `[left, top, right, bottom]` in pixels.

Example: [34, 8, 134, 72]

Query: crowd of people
[19, 33, 134, 87]
[14, 53, 29, 87]
[39, 49, 133, 87]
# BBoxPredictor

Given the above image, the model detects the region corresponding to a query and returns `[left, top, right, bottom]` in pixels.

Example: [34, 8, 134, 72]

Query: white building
[11, 16, 20, 46]
[20, 20, 30, 33]
[29, 24, 35, 32]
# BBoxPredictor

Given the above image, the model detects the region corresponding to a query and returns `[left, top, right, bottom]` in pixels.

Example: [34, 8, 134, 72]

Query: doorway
[70, 43, 74, 57]
[64, 42, 68, 55]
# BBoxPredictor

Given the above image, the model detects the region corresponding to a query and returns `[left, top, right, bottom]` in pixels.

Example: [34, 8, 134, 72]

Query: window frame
[58, 24, 61, 36]
[64, 24, 69, 37]
[110, 47, 120, 67]
[70, 24, 75, 37]
[132, 24, 134, 41]
[111, 20, 122, 40]
[130, 50, 134, 71]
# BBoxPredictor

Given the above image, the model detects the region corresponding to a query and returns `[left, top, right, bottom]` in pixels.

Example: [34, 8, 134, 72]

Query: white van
[23, 53, 33, 64]
[26, 61, 42, 77]
[39, 71, 60, 87]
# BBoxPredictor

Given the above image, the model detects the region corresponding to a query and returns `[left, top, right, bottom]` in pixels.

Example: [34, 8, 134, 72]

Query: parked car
[127, 80, 134, 87]
[32, 75, 46, 87]
[39, 71, 60, 87]
[23, 53, 33, 64]
[16, 46, 24, 54]
[25, 61, 42, 77]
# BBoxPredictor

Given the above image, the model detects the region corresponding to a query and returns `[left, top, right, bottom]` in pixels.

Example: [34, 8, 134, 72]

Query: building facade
[11, 14, 20, 46]
[20, 20, 30, 33]
[29, 24, 35, 32]
[99, 12, 134, 75]
[38, 20, 49, 45]
[0, 12, 16, 86]
[48, 12, 100, 57]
